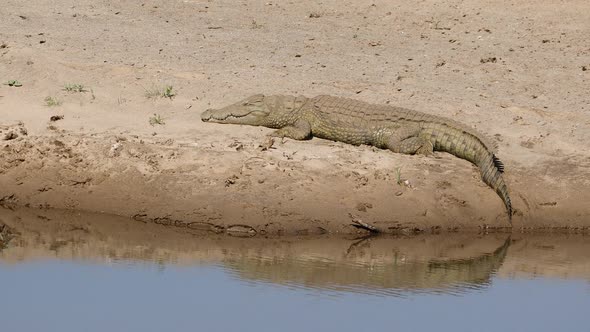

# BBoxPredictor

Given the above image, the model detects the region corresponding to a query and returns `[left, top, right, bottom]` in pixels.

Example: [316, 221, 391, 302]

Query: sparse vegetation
[63, 83, 87, 92]
[162, 85, 175, 99]
[4, 80, 22, 87]
[395, 167, 403, 186]
[44, 96, 62, 107]
[145, 85, 176, 100]
[149, 113, 165, 126]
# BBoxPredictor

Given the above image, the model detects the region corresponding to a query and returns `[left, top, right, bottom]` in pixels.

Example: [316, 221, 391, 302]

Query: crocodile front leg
[269, 119, 312, 140]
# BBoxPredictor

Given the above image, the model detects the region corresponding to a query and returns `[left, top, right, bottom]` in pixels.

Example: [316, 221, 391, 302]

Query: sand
[1, 0, 589, 234]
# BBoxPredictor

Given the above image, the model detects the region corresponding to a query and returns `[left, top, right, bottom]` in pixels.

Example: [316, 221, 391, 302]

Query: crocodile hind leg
[269, 119, 312, 140]
[401, 137, 434, 156]
[385, 129, 434, 156]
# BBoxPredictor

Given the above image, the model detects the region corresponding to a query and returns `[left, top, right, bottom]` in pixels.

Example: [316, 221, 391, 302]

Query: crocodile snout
[201, 109, 213, 122]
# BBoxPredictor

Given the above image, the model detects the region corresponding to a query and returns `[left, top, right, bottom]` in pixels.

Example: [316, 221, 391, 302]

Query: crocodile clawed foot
[258, 136, 276, 151]
[416, 148, 434, 157]
[415, 141, 434, 156]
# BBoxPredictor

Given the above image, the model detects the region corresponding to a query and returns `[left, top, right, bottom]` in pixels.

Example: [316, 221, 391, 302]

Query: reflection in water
[224, 237, 510, 296]
[1, 207, 590, 332]
[0, 207, 589, 296]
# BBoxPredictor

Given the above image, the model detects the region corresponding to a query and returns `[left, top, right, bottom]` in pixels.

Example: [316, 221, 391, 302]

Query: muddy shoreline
[1, 122, 590, 235]
[2, 207, 589, 285]
[2, 207, 588, 332]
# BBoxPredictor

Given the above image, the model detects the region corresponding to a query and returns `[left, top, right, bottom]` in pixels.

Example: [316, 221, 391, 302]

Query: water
[1, 208, 589, 332]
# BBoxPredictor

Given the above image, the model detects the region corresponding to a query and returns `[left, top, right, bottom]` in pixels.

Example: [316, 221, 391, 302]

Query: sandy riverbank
[1, 0, 589, 233]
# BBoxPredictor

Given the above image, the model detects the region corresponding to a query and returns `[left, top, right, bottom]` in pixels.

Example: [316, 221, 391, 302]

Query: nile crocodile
[201, 94, 512, 221]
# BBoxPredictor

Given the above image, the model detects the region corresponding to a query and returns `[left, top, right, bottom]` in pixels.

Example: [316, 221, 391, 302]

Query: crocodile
[201, 94, 512, 221]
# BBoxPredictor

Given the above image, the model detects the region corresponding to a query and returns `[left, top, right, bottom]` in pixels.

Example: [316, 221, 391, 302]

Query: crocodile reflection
[223, 236, 511, 295]
[0, 207, 513, 295]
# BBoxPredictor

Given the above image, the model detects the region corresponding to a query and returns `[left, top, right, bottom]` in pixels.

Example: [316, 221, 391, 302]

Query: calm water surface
[1, 208, 589, 331]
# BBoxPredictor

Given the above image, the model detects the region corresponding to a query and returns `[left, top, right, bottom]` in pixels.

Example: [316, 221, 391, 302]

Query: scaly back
[310, 95, 498, 154]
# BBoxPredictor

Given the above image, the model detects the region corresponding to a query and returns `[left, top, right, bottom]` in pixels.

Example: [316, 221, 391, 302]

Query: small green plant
[4, 80, 22, 87]
[162, 85, 175, 99]
[395, 167, 403, 186]
[63, 83, 87, 92]
[149, 113, 165, 126]
[144, 85, 175, 100]
[44, 96, 61, 107]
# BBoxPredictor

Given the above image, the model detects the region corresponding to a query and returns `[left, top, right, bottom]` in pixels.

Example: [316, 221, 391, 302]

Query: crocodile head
[201, 94, 272, 126]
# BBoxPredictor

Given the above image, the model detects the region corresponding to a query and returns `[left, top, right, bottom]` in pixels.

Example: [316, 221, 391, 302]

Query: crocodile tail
[428, 126, 512, 221]
[477, 151, 513, 222]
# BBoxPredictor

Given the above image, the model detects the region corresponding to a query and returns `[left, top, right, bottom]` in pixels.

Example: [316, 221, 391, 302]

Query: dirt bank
[1, 0, 589, 233]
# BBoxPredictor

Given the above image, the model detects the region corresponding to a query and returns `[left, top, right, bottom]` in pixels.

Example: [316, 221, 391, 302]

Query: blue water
[1, 260, 588, 332]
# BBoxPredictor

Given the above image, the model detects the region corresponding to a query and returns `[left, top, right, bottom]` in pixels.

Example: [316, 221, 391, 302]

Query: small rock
[228, 141, 243, 151]
[356, 202, 373, 212]
[395, 191, 403, 196]
[225, 175, 239, 187]
[108, 142, 123, 157]
[226, 224, 257, 237]
[1, 123, 27, 140]
[2, 132, 18, 140]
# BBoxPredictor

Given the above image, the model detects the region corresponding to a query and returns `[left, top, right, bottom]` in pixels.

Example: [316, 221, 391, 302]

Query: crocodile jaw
[202, 109, 248, 123]
[201, 108, 267, 126]
[201, 95, 270, 126]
